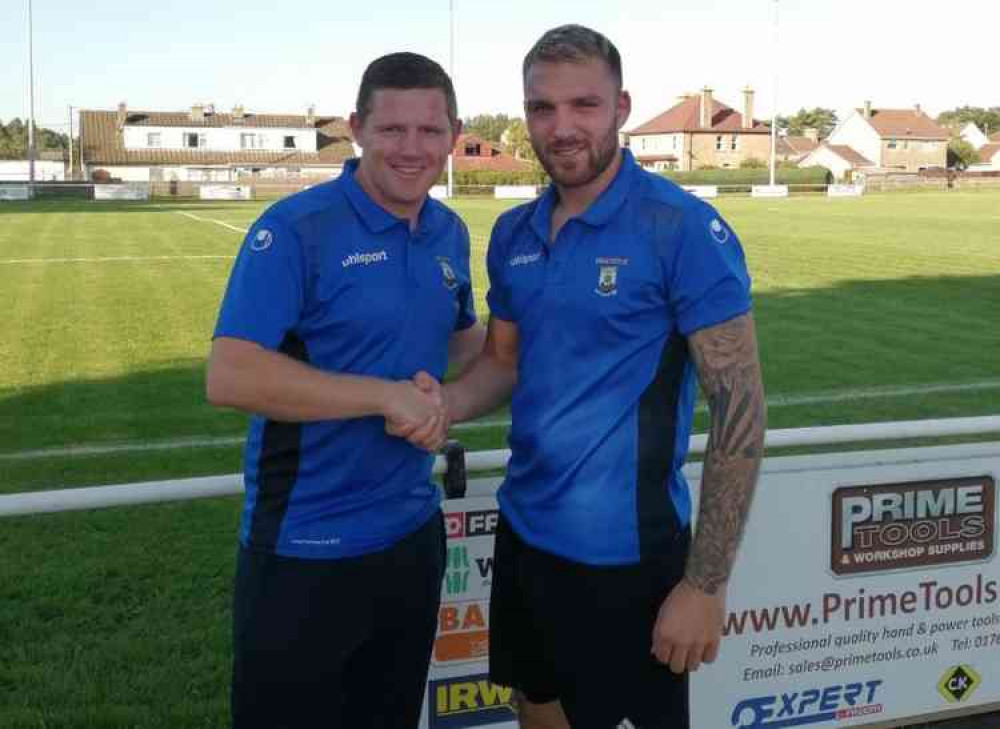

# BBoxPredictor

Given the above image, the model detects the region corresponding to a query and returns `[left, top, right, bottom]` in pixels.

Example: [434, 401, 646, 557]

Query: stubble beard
[534, 124, 620, 190]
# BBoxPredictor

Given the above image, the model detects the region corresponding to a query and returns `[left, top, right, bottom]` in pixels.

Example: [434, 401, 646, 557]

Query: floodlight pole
[447, 0, 455, 198]
[27, 0, 37, 191]
[768, 0, 779, 187]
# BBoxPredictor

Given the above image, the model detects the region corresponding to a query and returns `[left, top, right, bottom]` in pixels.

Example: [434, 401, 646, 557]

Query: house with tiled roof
[804, 102, 948, 177]
[776, 130, 820, 163]
[452, 133, 532, 173]
[623, 87, 771, 171]
[79, 103, 354, 183]
[798, 144, 877, 182]
[959, 122, 990, 150]
[969, 142, 1000, 171]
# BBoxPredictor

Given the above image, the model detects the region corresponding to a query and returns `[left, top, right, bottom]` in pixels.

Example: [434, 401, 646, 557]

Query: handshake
[383, 370, 452, 453]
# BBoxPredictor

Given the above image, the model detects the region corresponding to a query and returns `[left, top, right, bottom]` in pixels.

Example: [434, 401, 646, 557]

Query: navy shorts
[489, 516, 690, 729]
[231, 511, 445, 729]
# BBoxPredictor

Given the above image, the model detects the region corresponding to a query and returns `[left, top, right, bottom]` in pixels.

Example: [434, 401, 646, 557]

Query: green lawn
[1, 190, 999, 728]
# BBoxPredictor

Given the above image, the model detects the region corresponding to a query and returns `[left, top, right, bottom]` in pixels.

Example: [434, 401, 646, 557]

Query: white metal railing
[1, 416, 998, 518]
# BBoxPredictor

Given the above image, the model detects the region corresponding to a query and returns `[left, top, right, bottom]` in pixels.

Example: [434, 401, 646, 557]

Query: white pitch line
[3, 380, 999, 463]
[175, 210, 248, 234]
[0, 254, 233, 264]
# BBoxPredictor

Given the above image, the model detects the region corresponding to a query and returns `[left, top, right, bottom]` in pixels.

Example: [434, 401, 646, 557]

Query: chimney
[306, 104, 316, 126]
[863, 100, 872, 119]
[190, 104, 205, 122]
[741, 86, 754, 130]
[803, 127, 819, 141]
[116, 101, 127, 130]
[205, 103, 215, 116]
[700, 87, 714, 129]
[914, 103, 922, 116]
[232, 104, 245, 123]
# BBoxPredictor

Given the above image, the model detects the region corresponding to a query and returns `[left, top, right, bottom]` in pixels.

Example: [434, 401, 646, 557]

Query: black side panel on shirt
[248, 332, 308, 551]
[636, 331, 688, 560]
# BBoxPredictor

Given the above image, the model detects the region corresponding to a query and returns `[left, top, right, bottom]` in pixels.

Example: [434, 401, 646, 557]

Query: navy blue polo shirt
[486, 150, 751, 565]
[214, 159, 476, 559]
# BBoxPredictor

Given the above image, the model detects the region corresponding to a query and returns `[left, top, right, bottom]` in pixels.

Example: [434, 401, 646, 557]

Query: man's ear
[616, 89, 632, 131]
[451, 117, 463, 146]
[349, 112, 364, 148]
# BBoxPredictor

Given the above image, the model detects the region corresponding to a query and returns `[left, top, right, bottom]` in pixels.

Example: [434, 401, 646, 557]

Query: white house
[79, 103, 353, 182]
[806, 102, 949, 177]
[798, 144, 876, 182]
[959, 122, 989, 150]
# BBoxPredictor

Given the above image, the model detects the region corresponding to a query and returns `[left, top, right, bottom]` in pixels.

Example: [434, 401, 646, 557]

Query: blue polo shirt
[214, 159, 476, 559]
[486, 150, 751, 565]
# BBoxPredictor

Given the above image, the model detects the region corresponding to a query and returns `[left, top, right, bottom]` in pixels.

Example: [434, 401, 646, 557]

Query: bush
[436, 167, 548, 186]
[740, 157, 767, 169]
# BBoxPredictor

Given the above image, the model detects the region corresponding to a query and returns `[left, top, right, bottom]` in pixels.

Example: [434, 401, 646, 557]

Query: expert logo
[831, 476, 994, 576]
[731, 679, 884, 728]
[428, 673, 515, 729]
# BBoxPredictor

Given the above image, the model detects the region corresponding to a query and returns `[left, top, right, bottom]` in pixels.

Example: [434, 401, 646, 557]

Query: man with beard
[397, 24, 766, 729]
[207, 53, 483, 729]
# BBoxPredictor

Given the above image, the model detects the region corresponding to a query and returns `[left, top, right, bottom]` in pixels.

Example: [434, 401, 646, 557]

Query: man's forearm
[206, 338, 397, 422]
[445, 353, 517, 423]
[686, 314, 767, 595]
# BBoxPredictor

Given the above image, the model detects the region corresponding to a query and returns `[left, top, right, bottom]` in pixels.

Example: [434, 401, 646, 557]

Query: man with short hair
[206, 52, 484, 729]
[401, 25, 766, 729]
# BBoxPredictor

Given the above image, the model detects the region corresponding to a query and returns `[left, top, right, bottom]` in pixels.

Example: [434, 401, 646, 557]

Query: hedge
[661, 166, 832, 186]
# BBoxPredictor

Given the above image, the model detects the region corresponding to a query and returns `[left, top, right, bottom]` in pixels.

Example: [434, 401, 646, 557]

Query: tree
[947, 138, 980, 170]
[776, 108, 837, 139]
[937, 106, 1000, 137]
[462, 113, 513, 143]
[501, 118, 538, 165]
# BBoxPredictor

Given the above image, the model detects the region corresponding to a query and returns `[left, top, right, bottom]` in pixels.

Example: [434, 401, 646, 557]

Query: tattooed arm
[651, 312, 767, 673]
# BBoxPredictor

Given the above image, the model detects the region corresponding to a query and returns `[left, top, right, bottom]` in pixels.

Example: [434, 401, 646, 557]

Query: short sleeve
[213, 214, 306, 349]
[454, 220, 478, 331]
[485, 214, 515, 322]
[665, 200, 752, 336]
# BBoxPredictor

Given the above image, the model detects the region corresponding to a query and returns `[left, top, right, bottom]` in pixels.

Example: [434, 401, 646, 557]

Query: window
[716, 135, 724, 151]
[464, 142, 481, 156]
[887, 139, 898, 149]
[147, 132, 161, 148]
[672, 136, 677, 150]
[185, 133, 205, 149]
[731, 136, 738, 151]
[241, 133, 257, 150]
[283, 136, 296, 149]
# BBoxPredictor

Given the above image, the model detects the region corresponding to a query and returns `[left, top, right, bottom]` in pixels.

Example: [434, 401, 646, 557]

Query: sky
[2, 0, 998, 137]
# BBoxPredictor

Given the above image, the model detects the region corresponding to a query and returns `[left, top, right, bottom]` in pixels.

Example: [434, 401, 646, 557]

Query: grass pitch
[0, 189, 998, 728]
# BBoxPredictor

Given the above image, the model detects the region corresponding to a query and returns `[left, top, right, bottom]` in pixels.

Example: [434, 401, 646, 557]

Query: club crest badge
[595, 256, 627, 297]
[596, 265, 618, 296]
[437, 257, 458, 290]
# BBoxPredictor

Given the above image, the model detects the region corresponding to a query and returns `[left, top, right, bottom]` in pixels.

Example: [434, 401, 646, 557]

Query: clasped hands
[384, 371, 451, 452]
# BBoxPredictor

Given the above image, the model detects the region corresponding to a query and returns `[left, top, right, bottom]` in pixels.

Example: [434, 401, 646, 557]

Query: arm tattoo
[685, 313, 767, 595]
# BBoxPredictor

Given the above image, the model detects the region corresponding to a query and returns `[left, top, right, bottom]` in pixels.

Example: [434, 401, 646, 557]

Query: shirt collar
[340, 158, 443, 238]
[529, 148, 637, 243]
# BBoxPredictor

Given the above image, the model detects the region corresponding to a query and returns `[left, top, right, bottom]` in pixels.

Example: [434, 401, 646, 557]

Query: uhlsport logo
[341, 250, 388, 268]
[250, 228, 273, 251]
[433, 599, 489, 665]
[831, 476, 994, 576]
[730, 679, 884, 728]
[709, 218, 731, 244]
[938, 665, 981, 703]
[428, 673, 515, 729]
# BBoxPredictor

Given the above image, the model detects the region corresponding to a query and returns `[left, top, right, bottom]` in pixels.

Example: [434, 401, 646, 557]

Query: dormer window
[284, 136, 296, 149]
[185, 132, 206, 149]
